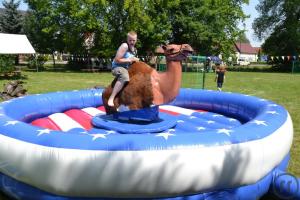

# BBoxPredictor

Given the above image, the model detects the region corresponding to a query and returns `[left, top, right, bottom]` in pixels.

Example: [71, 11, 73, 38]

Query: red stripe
[64, 109, 93, 130]
[31, 118, 61, 131]
[195, 109, 207, 113]
[97, 106, 106, 112]
[159, 108, 180, 116]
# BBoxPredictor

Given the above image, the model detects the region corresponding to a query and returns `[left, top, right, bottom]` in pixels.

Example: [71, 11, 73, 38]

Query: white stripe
[48, 113, 84, 131]
[160, 105, 195, 116]
[81, 107, 105, 117]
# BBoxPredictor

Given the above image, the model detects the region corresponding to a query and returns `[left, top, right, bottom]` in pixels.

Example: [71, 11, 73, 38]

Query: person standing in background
[215, 64, 226, 91]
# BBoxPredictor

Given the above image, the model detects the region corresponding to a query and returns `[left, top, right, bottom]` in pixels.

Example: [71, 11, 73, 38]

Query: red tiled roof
[234, 43, 258, 54]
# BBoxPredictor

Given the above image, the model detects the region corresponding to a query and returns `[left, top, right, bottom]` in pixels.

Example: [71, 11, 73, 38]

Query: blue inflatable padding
[0, 88, 289, 150]
[170, 89, 266, 123]
[271, 169, 300, 199]
[113, 105, 159, 121]
[92, 112, 178, 134]
[0, 86, 295, 200]
[2, 89, 102, 122]
[191, 112, 242, 127]
[0, 89, 288, 151]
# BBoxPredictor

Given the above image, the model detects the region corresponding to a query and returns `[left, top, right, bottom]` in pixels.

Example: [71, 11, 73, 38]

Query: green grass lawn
[0, 70, 299, 199]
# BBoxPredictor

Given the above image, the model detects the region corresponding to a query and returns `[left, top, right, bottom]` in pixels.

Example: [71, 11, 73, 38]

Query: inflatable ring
[0, 88, 294, 199]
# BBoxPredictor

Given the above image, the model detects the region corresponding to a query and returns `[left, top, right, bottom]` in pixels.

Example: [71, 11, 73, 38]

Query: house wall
[235, 52, 258, 62]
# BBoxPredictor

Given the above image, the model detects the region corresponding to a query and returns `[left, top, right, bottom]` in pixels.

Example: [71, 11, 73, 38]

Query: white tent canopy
[0, 33, 35, 54]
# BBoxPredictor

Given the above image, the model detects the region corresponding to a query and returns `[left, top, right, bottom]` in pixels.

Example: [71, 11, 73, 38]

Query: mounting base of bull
[113, 105, 159, 122]
[92, 106, 177, 134]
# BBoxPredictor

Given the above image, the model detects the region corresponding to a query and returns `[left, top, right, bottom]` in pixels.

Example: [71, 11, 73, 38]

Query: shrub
[27, 54, 48, 71]
[0, 55, 15, 75]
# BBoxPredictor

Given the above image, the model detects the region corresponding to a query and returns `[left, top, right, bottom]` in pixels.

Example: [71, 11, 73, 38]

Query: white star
[4, 120, 19, 126]
[207, 120, 215, 124]
[229, 118, 237, 122]
[168, 129, 176, 132]
[90, 133, 107, 140]
[268, 104, 278, 107]
[213, 114, 222, 117]
[251, 120, 267, 126]
[189, 116, 197, 119]
[197, 127, 206, 131]
[266, 111, 279, 115]
[155, 132, 175, 140]
[177, 120, 185, 123]
[259, 99, 267, 101]
[105, 130, 116, 134]
[80, 131, 88, 134]
[37, 129, 51, 136]
[217, 128, 233, 136]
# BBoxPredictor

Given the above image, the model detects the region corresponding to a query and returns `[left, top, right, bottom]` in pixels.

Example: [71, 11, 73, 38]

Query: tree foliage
[24, 0, 248, 58]
[253, 0, 300, 55]
[236, 32, 250, 43]
[0, 0, 23, 34]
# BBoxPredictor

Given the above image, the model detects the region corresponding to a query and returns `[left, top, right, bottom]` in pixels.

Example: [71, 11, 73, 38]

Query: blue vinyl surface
[0, 89, 288, 150]
[92, 112, 178, 134]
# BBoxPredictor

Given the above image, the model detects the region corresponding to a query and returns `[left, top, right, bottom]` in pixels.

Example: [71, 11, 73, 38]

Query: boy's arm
[114, 43, 139, 64]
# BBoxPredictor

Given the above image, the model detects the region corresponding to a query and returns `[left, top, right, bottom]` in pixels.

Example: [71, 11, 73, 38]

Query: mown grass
[0, 70, 299, 199]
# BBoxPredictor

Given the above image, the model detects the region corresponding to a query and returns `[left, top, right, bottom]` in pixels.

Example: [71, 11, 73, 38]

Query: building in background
[234, 42, 259, 63]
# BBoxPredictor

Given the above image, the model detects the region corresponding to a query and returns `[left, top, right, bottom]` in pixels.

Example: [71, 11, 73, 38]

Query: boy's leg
[108, 67, 129, 107]
[108, 81, 124, 106]
[217, 82, 222, 91]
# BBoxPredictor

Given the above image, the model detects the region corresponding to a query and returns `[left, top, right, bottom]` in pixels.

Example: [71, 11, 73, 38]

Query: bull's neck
[157, 61, 182, 102]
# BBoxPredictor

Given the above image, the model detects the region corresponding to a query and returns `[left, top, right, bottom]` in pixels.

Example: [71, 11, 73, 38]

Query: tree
[253, 0, 300, 55]
[0, 0, 23, 34]
[0, 0, 24, 65]
[24, 0, 65, 54]
[97, 0, 172, 56]
[236, 32, 250, 43]
[24, 0, 248, 61]
[167, 0, 248, 58]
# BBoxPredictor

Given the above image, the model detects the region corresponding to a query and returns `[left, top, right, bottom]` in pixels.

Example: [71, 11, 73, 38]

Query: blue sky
[242, 0, 263, 47]
[1, 0, 263, 47]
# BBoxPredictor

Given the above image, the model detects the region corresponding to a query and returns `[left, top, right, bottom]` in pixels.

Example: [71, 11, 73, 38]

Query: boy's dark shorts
[112, 67, 130, 83]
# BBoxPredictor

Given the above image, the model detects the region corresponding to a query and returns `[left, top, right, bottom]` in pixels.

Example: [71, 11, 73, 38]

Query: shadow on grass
[260, 192, 281, 200]
[0, 73, 28, 81]
[0, 191, 13, 200]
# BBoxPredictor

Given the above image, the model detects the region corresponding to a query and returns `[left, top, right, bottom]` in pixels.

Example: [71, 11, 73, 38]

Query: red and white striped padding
[159, 105, 206, 116]
[31, 106, 105, 131]
[31, 105, 205, 131]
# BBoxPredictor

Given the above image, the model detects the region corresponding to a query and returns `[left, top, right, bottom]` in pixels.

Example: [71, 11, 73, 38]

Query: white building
[0, 33, 35, 54]
[234, 42, 259, 62]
